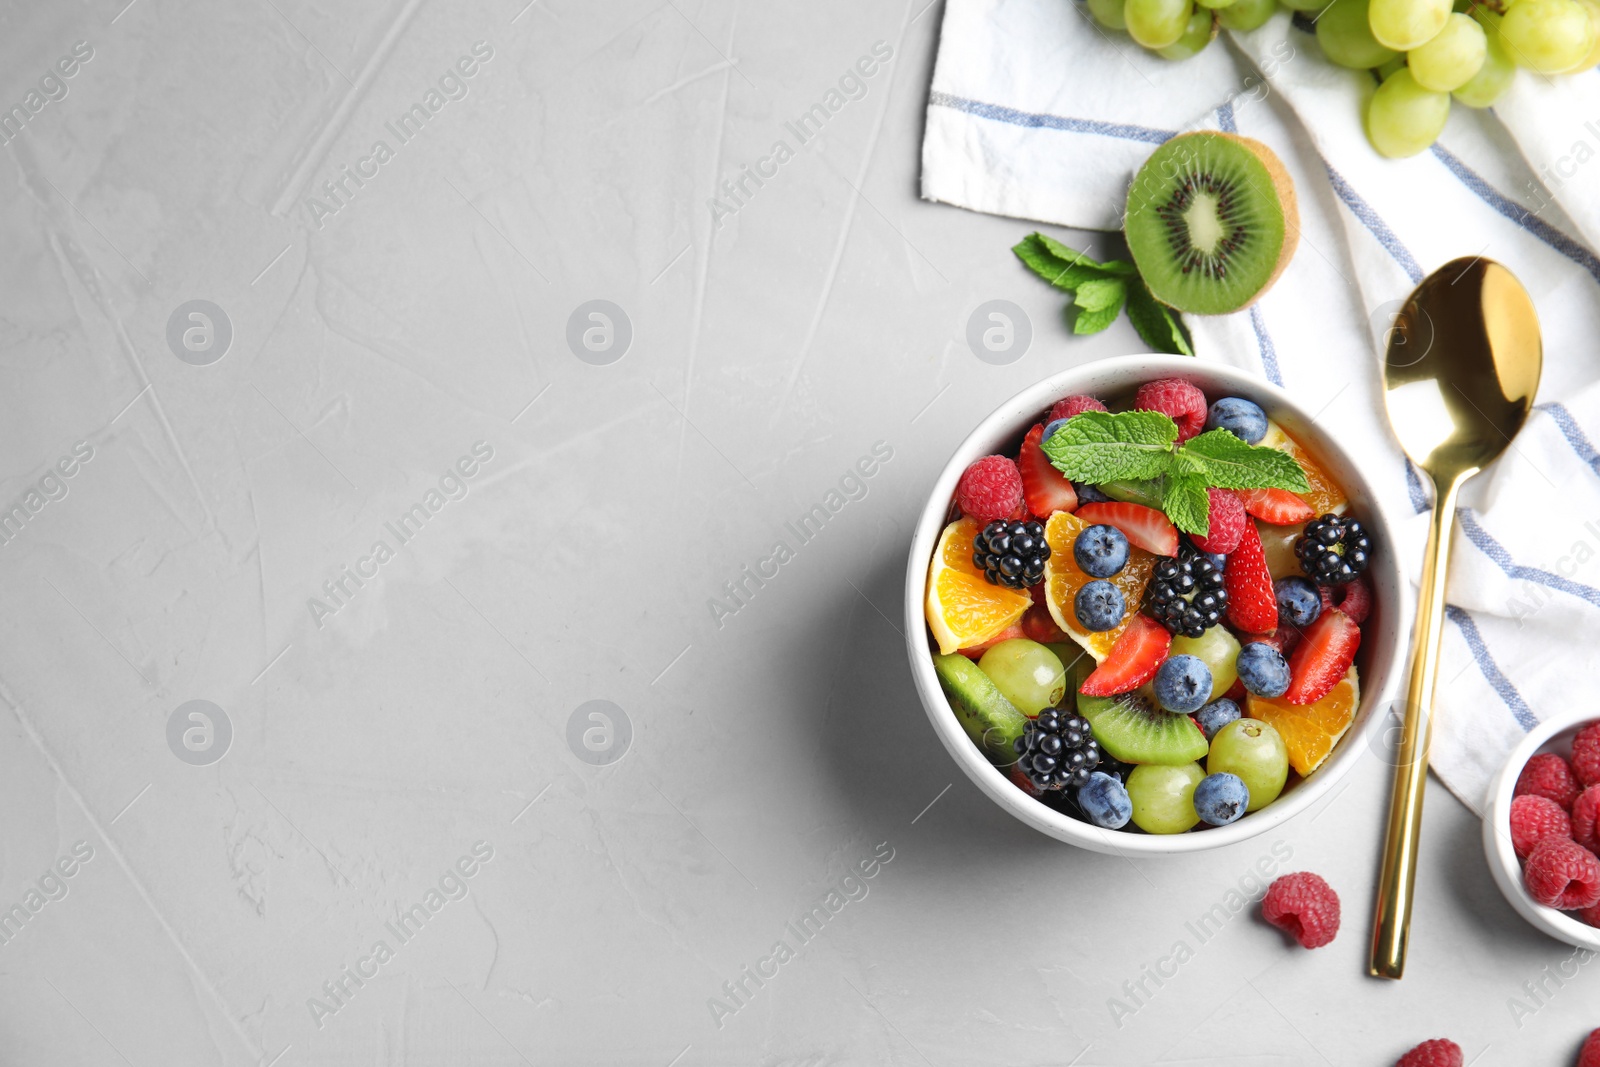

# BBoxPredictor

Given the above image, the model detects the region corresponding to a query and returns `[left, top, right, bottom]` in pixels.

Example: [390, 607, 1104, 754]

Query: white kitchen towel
[922, 0, 1600, 814]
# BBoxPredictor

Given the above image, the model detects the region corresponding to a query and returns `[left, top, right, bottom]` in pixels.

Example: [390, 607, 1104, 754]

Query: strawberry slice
[1236, 487, 1316, 525]
[1225, 520, 1277, 634]
[1284, 608, 1361, 705]
[1022, 599, 1071, 645]
[1074, 502, 1178, 557]
[1018, 424, 1078, 519]
[1080, 614, 1171, 695]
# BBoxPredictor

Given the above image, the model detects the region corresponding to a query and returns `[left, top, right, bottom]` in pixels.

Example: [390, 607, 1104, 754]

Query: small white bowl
[1483, 710, 1600, 949]
[903, 355, 1410, 855]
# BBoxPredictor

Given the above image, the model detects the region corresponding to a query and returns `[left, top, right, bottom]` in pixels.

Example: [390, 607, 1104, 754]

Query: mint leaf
[1071, 299, 1123, 335]
[1163, 473, 1211, 536]
[1035, 233, 1106, 270]
[1074, 277, 1126, 313]
[1179, 429, 1311, 492]
[1013, 235, 1106, 291]
[1097, 259, 1139, 278]
[1042, 411, 1178, 483]
[1125, 277, 1193, 356]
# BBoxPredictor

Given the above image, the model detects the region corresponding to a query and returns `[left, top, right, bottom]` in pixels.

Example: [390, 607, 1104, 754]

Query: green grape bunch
[1083, 0, 1600, 157]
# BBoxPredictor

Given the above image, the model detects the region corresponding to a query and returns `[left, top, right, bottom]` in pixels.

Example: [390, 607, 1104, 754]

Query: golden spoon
[1371, 257, 1542, 979]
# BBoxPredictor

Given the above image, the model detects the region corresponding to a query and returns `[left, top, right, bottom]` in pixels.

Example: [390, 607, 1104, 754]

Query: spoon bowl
[1370, 257, 1543, 980]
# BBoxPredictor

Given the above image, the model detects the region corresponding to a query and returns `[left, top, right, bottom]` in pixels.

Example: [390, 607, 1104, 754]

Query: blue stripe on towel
[1321, 159, 1424, 284]
[926, 91, 1176, 144]
[1405, 460, 1430, 514]
[1430, 144, 1600, 287]
[1216, 100, 1237, 133]
[1457, 508, 1600, 611]
[1535, 402, 1600, 479]
[1248, 306, 1282, 386]
[1444, 605, 1538, 731]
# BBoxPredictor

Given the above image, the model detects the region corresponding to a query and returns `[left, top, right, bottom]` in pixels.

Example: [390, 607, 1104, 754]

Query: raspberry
[1190, 488, 1246, 554]
[1580, 1029, 1600, 1067]
[1572, 786, 1600, 853]
[1573, 723, 1600, 787]
[1049, 395, 1108, 421]
[1134, 378, 1208, 442]
[1516, 753, 1582, 810]
[1523, 836, 1600, 910]
[1327, 576, 1372, 625]
[1395, 1039, 1462, 1067]
[956, 456, 1023, 525]
[1509, 794, 1572, 859]
[1261, 871, 1340, 948]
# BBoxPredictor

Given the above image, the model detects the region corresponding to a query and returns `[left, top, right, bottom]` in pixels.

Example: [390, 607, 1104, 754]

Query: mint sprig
[1012, 233, 1191, 354]
[1041, 410, 1311, 536]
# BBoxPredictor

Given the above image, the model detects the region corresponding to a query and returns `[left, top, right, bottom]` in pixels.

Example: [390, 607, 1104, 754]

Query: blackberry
[973, 519, 1050, 589]
[1294, 513, 1371, 585]
[1145, 547, 1228, 638]
[1013, 706, 1101, 791]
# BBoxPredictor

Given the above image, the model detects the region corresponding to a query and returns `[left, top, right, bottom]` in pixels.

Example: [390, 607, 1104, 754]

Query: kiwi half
[1124, 131, 1298, 316]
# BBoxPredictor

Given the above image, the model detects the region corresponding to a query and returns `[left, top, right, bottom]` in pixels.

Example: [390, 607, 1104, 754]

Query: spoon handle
[1370, 471, 1469, 979]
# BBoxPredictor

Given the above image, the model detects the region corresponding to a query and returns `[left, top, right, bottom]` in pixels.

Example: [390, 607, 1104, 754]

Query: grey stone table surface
[0, 1, 1594, 1064]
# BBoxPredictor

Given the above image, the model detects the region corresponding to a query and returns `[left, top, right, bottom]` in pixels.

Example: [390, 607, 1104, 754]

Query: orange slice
[1246, 666, 1360, 777]
[1042, 511, 1157, 662]
[925, 517, 1032, 655]
[1261, 421, 1346, 517]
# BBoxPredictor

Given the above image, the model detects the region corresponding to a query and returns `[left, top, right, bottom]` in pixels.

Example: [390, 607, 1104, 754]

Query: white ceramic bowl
[1483, 710, 1600, 949]
[903, 355, 1410, 854]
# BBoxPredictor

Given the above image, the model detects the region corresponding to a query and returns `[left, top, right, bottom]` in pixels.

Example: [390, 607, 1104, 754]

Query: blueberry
[1193, 772, 1250, 826]
[1077, 771, 1133, 829]
[1205, 397, 1268, 444]
[1074, 580, 1126, 632]
[1275, 576, 1322, 630]
[1042, 418, 1068, 444]
[1236, 642, 1290, 698]
[1073, 524, 1129, 578]
[1074, 482, 1110, 504]
[1195, 698, 1242, 740]
[1153, 654, 1212, 714]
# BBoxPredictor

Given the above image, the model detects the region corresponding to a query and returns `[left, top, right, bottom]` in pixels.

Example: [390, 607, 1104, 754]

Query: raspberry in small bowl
[1483, 711, 1600, 949]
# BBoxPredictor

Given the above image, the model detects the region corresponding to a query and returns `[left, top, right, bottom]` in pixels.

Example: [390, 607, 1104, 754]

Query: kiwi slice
[1124, 132, 1298, 316]
[1074, 665, 1209, 766]
[933, 653, 1028, 765]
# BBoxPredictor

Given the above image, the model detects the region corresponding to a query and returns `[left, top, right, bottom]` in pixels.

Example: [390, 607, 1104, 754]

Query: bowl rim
[1482, 709, 1600, 949]
[902, 354, 1412, 855]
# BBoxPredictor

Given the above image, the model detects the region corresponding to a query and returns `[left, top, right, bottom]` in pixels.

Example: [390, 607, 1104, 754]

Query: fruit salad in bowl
[904, 356, 1406, 854]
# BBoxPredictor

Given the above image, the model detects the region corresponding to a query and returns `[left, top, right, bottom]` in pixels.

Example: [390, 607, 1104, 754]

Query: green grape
[1365, 68, 1450, 158]
[1197, 0, 1237, 9]
[1280, 0, 1330, 12]
[1409, 12, 1487, 89]
[1219, 0, 1278, 29]
[1368, 0, 1451, 49]
[1157, 8, 1218, 57]
[1171, 626, 1240, 703]
[1317, 0, 1400, 68]
[1088, 0, 1130, 31]
[1571, 0, 1600, 70]
[1206, 719, 1287, 811]
[1501, 0, 1593, 71]
[1127, 762, 1205, 834]
[1454, 10, 1516, 106]
[1127, 0, 1195, 47]
[978, 639, 1067, 716]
